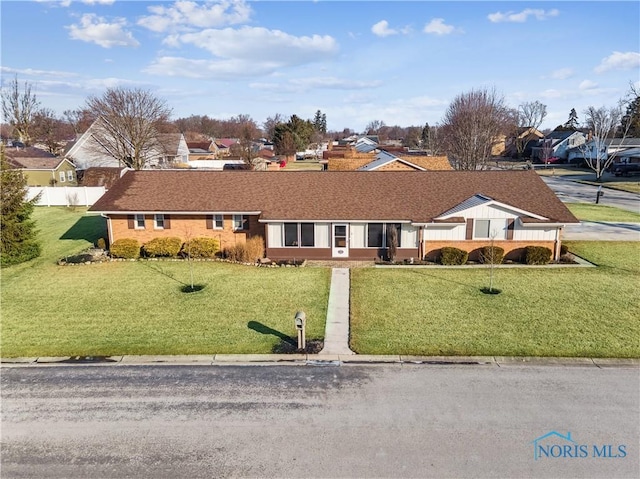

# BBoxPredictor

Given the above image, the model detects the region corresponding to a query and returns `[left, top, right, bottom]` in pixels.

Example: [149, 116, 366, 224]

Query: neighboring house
[531, 130, 587, 161]
[79, 167, 129, 189]
[187, 140, 219, 161]
[89, 170, 578, 262]
[567, 137, 640, 165]
[6, 147, 77, 186]
[503, 127, 545, 158]
[65, 121, 189, 170]
[328, 148, 451, 171]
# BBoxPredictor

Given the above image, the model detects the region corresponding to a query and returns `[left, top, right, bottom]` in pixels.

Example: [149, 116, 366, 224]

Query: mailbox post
[294, 311, 306, 350]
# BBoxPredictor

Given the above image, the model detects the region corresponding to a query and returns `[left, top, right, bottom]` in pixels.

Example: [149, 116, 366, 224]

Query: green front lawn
[350, 241, 640, 358]
[1, 208, 330, 357]
[565, 203, 640, 223]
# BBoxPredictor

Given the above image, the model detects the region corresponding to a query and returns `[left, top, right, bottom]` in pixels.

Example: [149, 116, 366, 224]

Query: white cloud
[164, 26, 337, 65]
[371, 20, 397, 37]
[594, 51, 640, 73]
[250, 77, 382, 93]
[67, 14, 139, 48]
[579, 80, 598, 90]
[423, 18, 455, 35]
[550, 68, 574, 80]
[0, 66, 78, 78]
[488, 9, 559, 23]
[38, 0, 115, 6]
[138, 0, 252, 33]
[144, 57, 254, 79]
[81, 0, 116, 5]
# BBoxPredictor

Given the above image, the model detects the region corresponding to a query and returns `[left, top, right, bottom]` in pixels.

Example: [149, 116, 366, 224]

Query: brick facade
[107, 214, 265, 251]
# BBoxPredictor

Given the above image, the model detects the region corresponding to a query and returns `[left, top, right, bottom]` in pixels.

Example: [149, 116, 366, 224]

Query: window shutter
[465, 219, 474, 240]
[164, 215, 171, 229]
[206, 216, 213, 229]
[506, 218, 515, 240]
[128, 215, 134, 229]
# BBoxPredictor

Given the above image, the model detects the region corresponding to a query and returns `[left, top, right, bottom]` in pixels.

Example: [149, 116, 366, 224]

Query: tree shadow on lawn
[138, 261, 207, 293]
[60, 215, 107, 243]
[408, 269, 480, 291]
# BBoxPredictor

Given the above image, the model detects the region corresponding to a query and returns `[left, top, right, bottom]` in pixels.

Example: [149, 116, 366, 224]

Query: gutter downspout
[101, 214, 113, 246]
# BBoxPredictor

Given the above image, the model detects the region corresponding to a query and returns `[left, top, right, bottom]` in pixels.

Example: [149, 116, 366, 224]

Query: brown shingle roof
[8, 157, 65, 170]
[80, 167, 127, 188]
[89, 170, 578, 223]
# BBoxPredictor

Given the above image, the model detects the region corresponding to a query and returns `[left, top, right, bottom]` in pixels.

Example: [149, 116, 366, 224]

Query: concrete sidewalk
[319, 268, 355, 355]
[563, 221, 640, 240]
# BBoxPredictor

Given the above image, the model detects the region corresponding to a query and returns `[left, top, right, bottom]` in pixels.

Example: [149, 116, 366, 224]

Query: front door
[332, 224, 349, 258]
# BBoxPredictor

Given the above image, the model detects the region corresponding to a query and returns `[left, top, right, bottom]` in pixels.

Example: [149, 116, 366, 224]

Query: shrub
[96, 237, 107, 250]
[182, 237, 220, 258]
[110, 238, 140, 259]
[223, 236, 265, 263]
[142, 237, 182, 258]
[440, 247, 468, 265]
[245, 236, 265, 262]
[479, 245, 505, 264]
[525, 246, 553, 265]
[560, 244, 569, 256]
[224, 242, 247, 262]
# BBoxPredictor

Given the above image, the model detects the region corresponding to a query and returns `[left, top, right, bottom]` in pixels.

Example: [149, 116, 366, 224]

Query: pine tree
[1, 145, 41, 266]
[619, 94, 640, 137]
[563, 108, 579, 130]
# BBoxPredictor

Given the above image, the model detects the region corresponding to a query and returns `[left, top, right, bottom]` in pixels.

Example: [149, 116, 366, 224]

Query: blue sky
[1, 0, 639, 133]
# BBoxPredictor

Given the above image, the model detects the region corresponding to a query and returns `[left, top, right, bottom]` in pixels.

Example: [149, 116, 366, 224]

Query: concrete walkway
[563, 221, 640, 240]
[319, 268, 355, 355]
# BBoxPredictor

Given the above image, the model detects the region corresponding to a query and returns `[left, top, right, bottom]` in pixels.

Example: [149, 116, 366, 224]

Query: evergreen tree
[1, 145, 41, 266]
[563, 108, 579, 130]
[421, 122, 430, 149]
[619, 94, 640, 137]
[313, 110, 327, 134]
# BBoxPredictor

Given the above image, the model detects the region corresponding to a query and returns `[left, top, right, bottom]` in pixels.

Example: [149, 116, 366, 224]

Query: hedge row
[438, 245, 554, 265]
[109, 237, 223, 260]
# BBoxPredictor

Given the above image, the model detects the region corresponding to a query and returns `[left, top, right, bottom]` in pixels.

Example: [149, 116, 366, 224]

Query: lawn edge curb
[1, 355, 638, 368]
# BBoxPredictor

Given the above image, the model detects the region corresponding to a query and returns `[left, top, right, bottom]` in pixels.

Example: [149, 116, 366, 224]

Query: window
[213, 214, 223, 229]
[474, 220, 490, 238]
[367, 223, 384, 247]
[135, 214, 145, 229]
[67, 170, 74, 182]
[284, 223, 298, 246]
[154, 214, 165, 229]
[300, 223, 315, 247]
[366, 223, 402, 248]
[474, 219, 505, 239]
[283, 223, 315, 247]
[233, 215, 248, 231]
[59, 171, 66, 183]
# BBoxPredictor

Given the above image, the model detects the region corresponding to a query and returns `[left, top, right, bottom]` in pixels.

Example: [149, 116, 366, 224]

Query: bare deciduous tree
[579, 105, 626, 180]
[1, 76, 40, 146]
[513, 101, 547, 158]
[85, 87, 172, 170]
[441, 88, 511, 170]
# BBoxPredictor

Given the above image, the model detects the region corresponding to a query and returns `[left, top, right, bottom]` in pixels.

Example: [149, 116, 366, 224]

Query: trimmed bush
[560, 244, 569, 256]
[142, 237, 182, 258]
[479, 245, 505, 265]
[525, 246, 553, 265]
[182, 237, 220, 259]
[110, 238, 140, 259]
[96, 237, 107, 250]
[440, 247, 469, 265]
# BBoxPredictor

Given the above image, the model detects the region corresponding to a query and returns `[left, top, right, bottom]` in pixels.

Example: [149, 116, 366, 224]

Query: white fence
[27, 186, 106, 207]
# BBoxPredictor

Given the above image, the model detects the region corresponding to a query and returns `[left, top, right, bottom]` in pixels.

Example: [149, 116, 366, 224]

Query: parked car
[611, 162, 640, 176]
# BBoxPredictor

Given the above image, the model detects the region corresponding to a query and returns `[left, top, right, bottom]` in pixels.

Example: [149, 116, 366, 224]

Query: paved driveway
[564, 221, 640, 240]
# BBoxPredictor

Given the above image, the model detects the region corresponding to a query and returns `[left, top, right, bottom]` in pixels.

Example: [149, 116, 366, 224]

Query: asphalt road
[2, 364, 638, 479]
[541, 175, 640, 213]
